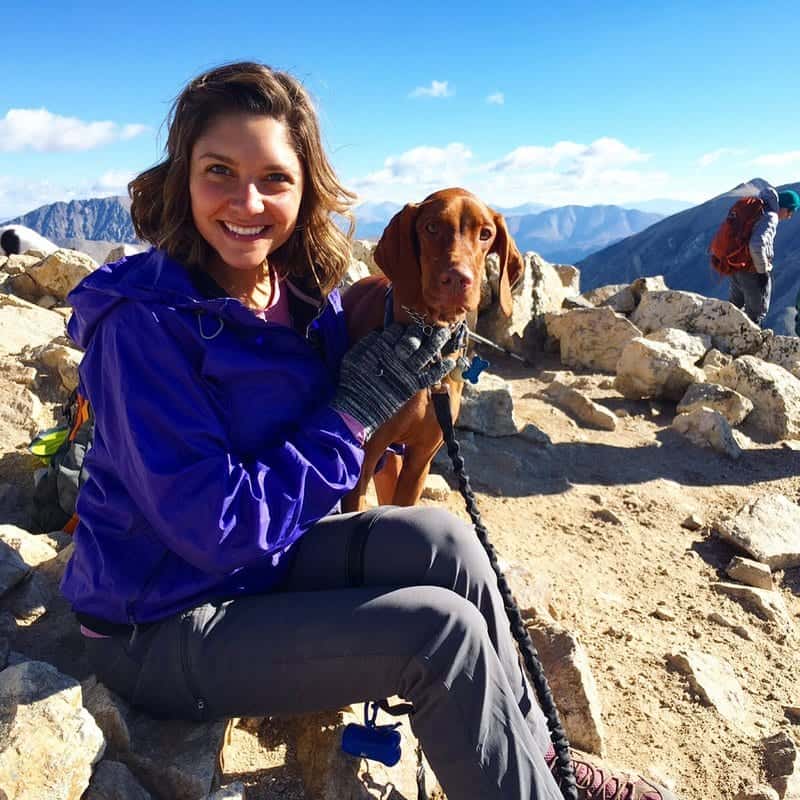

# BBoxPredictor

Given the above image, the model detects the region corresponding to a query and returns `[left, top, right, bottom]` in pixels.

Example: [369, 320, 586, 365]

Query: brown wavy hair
[129, 61, 355, 294]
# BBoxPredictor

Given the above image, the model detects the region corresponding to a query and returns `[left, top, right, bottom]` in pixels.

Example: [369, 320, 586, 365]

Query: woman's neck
[205, 259, 276, 310]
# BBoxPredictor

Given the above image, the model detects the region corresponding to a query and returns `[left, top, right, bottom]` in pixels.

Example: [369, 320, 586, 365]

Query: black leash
[431, 386, 578, 800]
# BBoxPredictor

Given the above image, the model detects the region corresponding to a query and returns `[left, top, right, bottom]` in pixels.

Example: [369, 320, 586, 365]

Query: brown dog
[341, 188, 524, 511]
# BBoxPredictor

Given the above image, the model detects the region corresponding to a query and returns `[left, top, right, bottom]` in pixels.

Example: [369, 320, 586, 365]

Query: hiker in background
[728, 187, 799, 326]
[61, 61, 676, 800]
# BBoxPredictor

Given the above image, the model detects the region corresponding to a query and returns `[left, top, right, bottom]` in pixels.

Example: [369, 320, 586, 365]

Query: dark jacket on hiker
[60, 249, 363, 625]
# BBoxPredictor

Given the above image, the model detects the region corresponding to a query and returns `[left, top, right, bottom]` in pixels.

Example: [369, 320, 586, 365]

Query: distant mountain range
[4, 196, 137, 244]
[353, 201, 665, 261]
[4, 195, 668, 265]
[576, 178, 800, 331]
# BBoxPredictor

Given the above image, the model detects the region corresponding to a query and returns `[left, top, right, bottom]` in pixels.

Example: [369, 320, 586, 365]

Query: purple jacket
[61, 249, 364, 624]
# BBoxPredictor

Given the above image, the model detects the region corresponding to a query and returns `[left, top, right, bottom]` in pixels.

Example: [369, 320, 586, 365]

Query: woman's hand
[332, 323, 456, 437]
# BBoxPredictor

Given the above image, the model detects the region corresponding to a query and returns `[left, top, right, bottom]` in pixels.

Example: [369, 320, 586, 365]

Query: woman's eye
[208, 164, 231, 176]
[265, 173, 290, 183]
[479, 227, 494, 241]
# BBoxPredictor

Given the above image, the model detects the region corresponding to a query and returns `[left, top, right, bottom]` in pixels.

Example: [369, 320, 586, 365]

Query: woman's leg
[85, 580, 562, 800]
[285, 505, 552, 752]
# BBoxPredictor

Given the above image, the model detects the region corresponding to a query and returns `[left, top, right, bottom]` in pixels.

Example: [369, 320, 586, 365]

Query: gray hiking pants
[83, 505, 562, 800]
[729, 270, 772, 326]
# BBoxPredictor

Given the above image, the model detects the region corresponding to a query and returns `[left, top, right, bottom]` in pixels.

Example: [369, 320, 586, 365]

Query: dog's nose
[440, 267, 474, 291]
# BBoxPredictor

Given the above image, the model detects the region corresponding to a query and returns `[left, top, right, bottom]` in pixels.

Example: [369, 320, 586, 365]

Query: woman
[62, 62, 671, 800]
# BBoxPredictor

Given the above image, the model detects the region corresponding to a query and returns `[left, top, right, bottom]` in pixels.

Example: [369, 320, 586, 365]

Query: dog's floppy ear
[373, 203, 423, 305]
[490, 211, 525, 317]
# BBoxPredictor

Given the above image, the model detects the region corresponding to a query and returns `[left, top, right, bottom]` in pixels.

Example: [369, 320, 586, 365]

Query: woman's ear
[373, 203, 423, 305]
[490, 211, 524, 317]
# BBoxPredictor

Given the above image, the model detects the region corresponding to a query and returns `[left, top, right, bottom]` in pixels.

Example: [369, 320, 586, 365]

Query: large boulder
[546, 307, 642, 373]
[0, 659, 105, 800]
[715, 356, 800, 440]
[631, 291, 764, 356]
[614, 338, 705, 400]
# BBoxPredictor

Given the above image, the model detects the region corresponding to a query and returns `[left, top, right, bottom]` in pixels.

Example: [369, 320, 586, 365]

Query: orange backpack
[709, 196, 765, 275]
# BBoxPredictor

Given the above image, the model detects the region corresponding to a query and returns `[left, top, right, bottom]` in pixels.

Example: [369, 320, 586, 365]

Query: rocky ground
[218, 349, 800, 800]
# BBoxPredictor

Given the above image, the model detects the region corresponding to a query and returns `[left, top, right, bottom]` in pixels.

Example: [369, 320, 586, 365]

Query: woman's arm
[81, 301, 364, 575]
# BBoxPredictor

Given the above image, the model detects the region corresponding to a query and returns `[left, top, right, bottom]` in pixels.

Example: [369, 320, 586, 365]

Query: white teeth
[223, 222, 265, 236]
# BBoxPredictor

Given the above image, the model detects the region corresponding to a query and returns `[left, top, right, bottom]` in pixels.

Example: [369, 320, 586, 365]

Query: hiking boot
[545, 745, 677, 800]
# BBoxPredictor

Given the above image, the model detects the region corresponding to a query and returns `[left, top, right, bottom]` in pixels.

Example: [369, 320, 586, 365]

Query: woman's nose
[232, 182, 265, 214]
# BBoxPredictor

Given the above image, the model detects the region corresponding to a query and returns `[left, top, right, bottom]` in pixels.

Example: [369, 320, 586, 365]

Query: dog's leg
[373, 452, 402, 505]
[341, 434, 398, 513]
[389, 440, 444, 506]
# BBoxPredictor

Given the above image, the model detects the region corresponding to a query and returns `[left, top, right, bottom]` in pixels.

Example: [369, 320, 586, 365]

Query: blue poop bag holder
[341, 700, 402, 766]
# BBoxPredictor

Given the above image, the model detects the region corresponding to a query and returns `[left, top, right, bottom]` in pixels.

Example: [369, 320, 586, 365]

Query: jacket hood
[67, 248, 326, 350]
[759, 186, 780, 214]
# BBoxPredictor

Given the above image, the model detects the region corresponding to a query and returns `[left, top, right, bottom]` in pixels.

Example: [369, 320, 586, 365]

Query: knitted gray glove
[332, 322, 456, 437]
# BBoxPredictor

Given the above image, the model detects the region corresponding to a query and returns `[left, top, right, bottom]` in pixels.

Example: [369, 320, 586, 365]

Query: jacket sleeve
[82, 301, 364, 575]
[749, 211, 778, 274]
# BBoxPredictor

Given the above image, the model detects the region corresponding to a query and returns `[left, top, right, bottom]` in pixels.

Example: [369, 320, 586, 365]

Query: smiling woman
[57, 60, 674, 800]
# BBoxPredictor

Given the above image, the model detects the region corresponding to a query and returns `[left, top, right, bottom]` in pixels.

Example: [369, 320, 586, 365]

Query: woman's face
[189, 112, 304, 273]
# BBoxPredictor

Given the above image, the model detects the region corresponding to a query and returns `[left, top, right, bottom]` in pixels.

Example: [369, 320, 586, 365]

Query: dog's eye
[479, 227, 494, 241]
[424, 222, 439, 234]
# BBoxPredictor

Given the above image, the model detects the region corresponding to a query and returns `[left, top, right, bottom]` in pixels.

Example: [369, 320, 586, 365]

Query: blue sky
[2, 0, 798, 219]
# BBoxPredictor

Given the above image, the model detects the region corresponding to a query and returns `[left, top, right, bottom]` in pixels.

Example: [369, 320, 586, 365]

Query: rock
[716, 356, 800, 440]
[672, 408, 742, 459]
[581, 284, 636, 314]
[0, 537, 31, 598]
[421, 473, 450, 501]
[716, 494, 800, 568]
[82, 676, 132, 753]
[542, 380, 617, 431]
[84, 760, 153, 800]
[527, 621, 606, 756]
[341, 258, 371, 288]
[630, 290, 766, 356]
[0, 292, 67, 358]
[734, 784, 780, 800]
[284, 707, 442, 800]
[763, 730, 796, 779]
[681, 514, 704, 531]
[37, 342, 83, 393]
[615, 337, 705, 401]
[756, 334, 800, 379]
[0, 524, 58, 567]
[676, 382, 753, 425]
[351, 240, 379, 275]
[546, 307, 642, 373]
[629, 275, 668, 302]
[553, 264, 580, 294]
[666, 649, 748, 725]
[726, 556, 773, 591]
[645, 327, 712, 363]
[24, 249, 96, 302]
[0, 660, 105, 800]
[707, 612, 753, 641]
[712, 582, 794, 633]
[103, 244, 144, 264]
[457, 373, 519, 436]
[592, 508, 623, 525]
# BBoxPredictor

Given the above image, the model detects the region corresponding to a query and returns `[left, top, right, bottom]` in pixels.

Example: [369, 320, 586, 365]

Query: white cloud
[697, 147, 745, 167]
[0, 170, 136, 220]
[409, 80, 453, 99]
[486, 92, 504, 105]
[0, 109, 149, 152]
[752, 150, 800, 167]
[347, 136, 671, 207]
[91, 170, 136, 193]
[351, 143, 473, 197]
